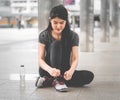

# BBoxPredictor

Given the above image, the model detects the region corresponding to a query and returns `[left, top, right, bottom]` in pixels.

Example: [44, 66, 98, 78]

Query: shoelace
[42, 77, 54, 86]
[52, 76, 65, 86]
[58, 81, 65, 85]
[52, 79, 64, 86]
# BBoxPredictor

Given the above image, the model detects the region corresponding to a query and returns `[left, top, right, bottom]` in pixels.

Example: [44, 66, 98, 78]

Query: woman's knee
[85, 71, 94, 84]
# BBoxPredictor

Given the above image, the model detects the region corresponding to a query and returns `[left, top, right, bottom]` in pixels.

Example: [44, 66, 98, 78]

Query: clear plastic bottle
[20, 65, 25, 87]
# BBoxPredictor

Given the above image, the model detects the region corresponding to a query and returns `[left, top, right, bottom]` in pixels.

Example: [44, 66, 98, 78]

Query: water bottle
[20, 65, 25, 87]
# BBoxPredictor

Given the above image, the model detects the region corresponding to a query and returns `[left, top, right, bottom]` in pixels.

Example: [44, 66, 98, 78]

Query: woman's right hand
[49, 68, 61, 77]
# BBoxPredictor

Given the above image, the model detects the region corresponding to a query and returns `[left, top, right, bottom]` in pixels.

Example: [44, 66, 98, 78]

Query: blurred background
[0, 0, 102, 29]
[0, 0, 38, 28]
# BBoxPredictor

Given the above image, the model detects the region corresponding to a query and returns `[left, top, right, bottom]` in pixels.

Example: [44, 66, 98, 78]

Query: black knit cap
[50, 5, 68, 20]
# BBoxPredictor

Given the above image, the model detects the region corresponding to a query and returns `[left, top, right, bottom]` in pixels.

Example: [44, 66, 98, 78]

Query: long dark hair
[46, 5, 71, 41]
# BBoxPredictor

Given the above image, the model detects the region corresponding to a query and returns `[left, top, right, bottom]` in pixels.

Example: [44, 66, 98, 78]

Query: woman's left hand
[64, 69, 74, 80]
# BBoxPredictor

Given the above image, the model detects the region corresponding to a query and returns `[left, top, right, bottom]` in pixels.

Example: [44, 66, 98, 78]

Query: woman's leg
[39, 40, 62, 77]
[37, 41, 63, 87]
[50, 40, 62, 69]
[65, 70, 94, 87]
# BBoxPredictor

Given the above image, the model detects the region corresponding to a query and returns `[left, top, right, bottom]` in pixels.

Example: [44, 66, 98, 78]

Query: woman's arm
[38, 43, 61, 77]
[64, 46, 79, 80]
[38, 43, 51, 72]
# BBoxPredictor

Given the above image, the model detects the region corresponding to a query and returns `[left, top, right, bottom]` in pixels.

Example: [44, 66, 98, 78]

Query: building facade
[0, 0, 38, 28]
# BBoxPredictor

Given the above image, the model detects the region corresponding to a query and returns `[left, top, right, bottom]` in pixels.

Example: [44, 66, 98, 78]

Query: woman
[36, 5, 94, 92]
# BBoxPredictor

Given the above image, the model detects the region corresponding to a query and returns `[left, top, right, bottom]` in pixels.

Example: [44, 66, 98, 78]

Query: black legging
[39, 40, 94, 87]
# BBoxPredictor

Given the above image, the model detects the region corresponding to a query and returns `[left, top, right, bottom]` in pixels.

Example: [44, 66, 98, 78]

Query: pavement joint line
[10, 74, 39, 80]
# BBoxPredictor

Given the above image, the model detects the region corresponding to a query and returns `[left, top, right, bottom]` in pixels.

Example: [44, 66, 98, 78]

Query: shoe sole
[56, 88, 68, 92]
[35, 77, 40, 87]
[35, 77, 44, 88]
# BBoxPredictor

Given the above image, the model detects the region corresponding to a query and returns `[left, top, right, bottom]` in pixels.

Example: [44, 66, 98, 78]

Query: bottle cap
[21, 65, 24, 67]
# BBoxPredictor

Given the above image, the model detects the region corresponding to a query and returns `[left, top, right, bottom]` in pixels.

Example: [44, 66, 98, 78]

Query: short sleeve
[39, 31, 48, 45]
[71, 32, 79, 46]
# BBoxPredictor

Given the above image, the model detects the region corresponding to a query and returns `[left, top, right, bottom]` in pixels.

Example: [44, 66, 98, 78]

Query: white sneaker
[35, 76, 54, 88]
[35, 77, 46, 88]
[52, 78, 68, 92]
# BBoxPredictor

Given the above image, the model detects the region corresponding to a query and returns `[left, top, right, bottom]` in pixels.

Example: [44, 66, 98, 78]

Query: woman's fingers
[64, 71, 72, 80]
[51, 68, 61, 77]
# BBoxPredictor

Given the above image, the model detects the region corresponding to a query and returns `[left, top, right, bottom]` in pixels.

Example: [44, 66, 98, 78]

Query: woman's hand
[49, 68, 61, 77]
[64, 69, 75, 80]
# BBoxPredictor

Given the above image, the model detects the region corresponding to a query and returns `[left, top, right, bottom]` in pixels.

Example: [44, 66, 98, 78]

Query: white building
[65, 0, 101, 19]
[10, 0, 38, 16]
[0, 0, 38, 28]
[0, 0, 38, 17]
[0, 0, 11, 16]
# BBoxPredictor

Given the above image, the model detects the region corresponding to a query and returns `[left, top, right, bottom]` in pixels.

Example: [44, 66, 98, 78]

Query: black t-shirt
[39, 30, 79, 71]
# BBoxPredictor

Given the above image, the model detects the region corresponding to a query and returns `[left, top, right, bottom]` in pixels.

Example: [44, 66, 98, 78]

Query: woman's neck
[52, 31, 62, 40]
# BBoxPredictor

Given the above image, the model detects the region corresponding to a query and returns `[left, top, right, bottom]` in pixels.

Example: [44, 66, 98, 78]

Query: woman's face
[50, 17, 66, 34]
